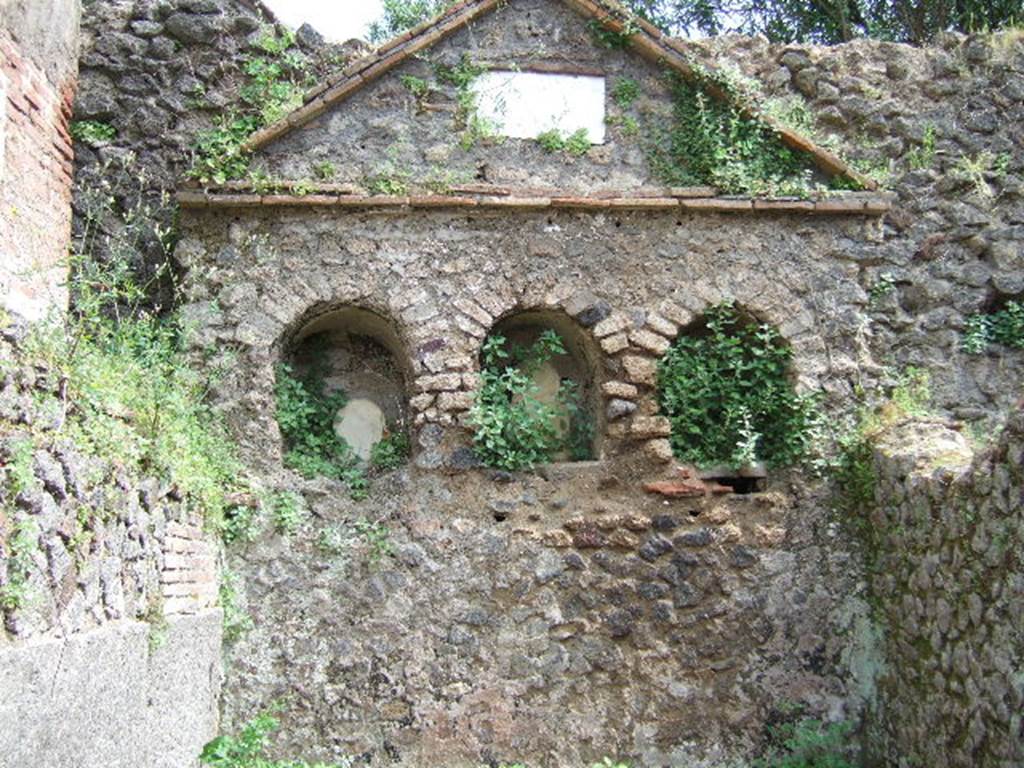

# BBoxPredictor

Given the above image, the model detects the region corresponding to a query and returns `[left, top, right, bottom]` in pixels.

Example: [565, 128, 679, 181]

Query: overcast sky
[263, 0, 385, 42]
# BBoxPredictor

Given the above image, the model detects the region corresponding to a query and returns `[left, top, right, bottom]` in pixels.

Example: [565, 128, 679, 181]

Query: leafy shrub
[657, 302, 816, 468]
[962, 301, 1024, 353]
[200, 708, 349, 768]
[470, 330, 592, 470]
[273, 363, 368, 499]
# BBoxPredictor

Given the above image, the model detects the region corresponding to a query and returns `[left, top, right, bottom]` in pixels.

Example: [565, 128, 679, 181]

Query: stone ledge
[177, 189, 893, 216]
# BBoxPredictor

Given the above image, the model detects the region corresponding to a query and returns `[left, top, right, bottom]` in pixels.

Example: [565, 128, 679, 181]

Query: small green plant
[611, 77, 641, 109]
[400, 74, 431, 99]
[588, 16, 641, 48]
[755, 718, 856, 768]
[868, 272, 897, 305]
[200, 706, 350, 767]
[221, 500, 262, 545]
[220, 568, 254, 644]
[370, 431, 410, 471]
[145, 599, 170, 653]
[962, 301, 1024, 353]
[657, 302, 817, 468]
[564, 128, 591, 157]
[365, 143, 412, 195]
[470, 330, 591, 470]
[0, 515, 40, 612]
[354, 518, 394, 565]
[537, 129, 566, 153]
[273, 363, 369, 500]
[270, 490, 306, 536]
[312, 161, 336, 181]
[70, 120, 116, 144]
[952, 151, 1010, 199]
[906, 124, 937, 170]
[434, 55, 498, 150]
[535, 128, 590, 157]
[606, 114, 640, 137]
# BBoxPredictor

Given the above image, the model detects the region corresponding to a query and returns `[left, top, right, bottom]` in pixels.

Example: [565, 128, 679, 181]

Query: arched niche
[283, 306, 410, 461]
[484, 309, 603, 462]
[657, 301, 807, 491]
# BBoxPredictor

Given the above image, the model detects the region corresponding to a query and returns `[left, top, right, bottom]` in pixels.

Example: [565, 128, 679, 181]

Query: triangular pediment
[210, 0, 870, 197]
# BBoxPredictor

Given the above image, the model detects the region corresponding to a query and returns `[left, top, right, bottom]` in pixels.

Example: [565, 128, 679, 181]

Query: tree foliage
[622, 0, 1023, 44]
[367, 0, 457, 42]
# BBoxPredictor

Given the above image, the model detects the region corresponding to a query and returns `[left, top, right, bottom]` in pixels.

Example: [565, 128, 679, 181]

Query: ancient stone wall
[56, 0, 1024, 765]
[866, 410, 1024, 767]
[0, 318, 223, 767]
[178, 201, 879, 765]
[687, 31, 1024, 422]
[0, 0, 79, 320]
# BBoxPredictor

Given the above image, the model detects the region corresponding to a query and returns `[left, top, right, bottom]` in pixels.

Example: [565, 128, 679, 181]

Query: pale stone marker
[334, 398, 385, 460]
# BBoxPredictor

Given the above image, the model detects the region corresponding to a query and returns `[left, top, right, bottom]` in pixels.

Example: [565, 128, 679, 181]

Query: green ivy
[962, 301, 1024, 354]
[470, 330, 592, 470]
[657, 302, 817, 468]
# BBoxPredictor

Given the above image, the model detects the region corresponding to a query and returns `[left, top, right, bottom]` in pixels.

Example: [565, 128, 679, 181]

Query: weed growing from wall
[647, 73, 816, 195]
[657, 302, 817, 468]
[470, 331, 592, 470]
[536, 128, 592, 157]
[70, 120, 116, 144]
[200, 707, 351, 767]
[189, 26, 311, 185]
[219, 568, 254, 644]
[16, 158, 246, 536]
[270, 490, 306, 536]
[962, 301, 1024, 353]
[434, 55, 501, 150]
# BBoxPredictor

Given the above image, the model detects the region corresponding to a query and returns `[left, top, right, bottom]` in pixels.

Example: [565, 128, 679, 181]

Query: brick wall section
[0, 29, 74, 320]
[162, 519, 218, 615]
